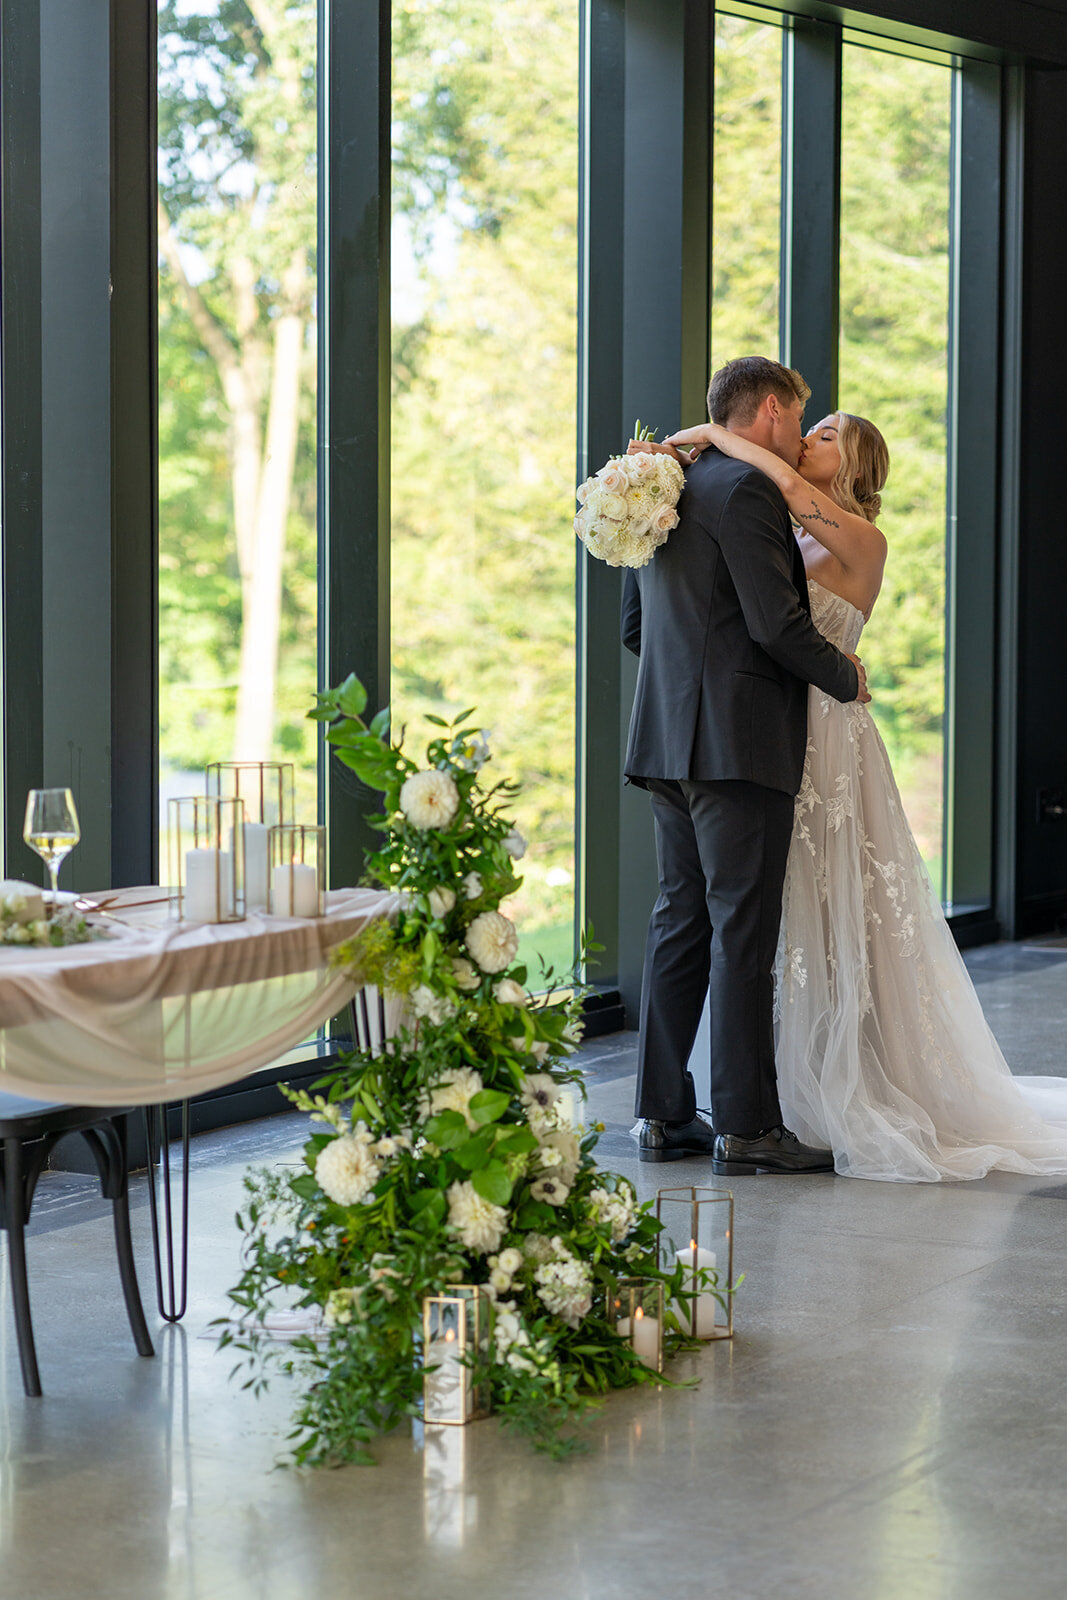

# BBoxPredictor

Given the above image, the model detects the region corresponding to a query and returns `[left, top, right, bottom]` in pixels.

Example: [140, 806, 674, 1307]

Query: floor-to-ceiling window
[157, 2, 319, 830]
[390, 0, 580, 977]
[710, 10, 783, 376]
[839, 39, 953, 897]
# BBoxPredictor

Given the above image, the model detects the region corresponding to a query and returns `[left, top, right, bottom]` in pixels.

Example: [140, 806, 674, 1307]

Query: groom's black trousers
[635, 777, 794, 1135]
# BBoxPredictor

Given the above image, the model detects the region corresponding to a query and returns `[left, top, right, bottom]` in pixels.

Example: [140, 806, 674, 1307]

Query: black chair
[0, 1095, 154, 1395]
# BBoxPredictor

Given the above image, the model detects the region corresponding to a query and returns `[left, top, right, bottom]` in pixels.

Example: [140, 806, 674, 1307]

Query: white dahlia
[315, 1134, 381, 1206]
[447, 1180, 508, 1254]
[466, 910, 519, 973]
[399, 769, 460, 831]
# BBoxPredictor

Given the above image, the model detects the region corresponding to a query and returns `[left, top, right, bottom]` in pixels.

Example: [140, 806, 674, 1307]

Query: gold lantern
[609, 1277, 664, 1373]
[268, 823, 326, 917]
[422, 1286, 491, 1425]
[167, 795, 245, 924]
[655, 1185, 735, 1340]
[207, 762, 295, 913]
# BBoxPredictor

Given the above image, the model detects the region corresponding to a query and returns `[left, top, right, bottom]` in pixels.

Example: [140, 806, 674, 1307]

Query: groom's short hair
[707, 356, 810, 426]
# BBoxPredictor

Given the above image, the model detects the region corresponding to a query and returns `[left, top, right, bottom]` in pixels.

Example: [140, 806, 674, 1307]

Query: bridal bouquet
[574, 420, 685, 568]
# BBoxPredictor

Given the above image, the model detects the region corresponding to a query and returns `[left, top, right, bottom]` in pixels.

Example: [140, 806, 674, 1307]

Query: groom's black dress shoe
[638, 1114, 716, 1163]
[712, 1126, 834, 1176]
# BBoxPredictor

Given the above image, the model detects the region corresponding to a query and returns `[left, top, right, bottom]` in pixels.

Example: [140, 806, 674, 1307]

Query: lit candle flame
[690, 1238, 696, 1252]
[635, 1306, 644, 1322]
[445, 1327, 456, 1343]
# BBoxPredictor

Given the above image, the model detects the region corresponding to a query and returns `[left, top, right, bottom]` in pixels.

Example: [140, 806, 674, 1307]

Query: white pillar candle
[617, 1309, 660, 1370]
[425, 1328, 466, 1422]
[673, 1242, 719, 1337]
[243, 822, 271, 911]
[271, 861, 318, 917]
[184, 848, 232, 922]
[557, 1089, 577, 1128]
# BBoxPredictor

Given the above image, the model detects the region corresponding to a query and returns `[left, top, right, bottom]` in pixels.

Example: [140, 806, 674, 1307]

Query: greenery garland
[222, 674, 723, 1463]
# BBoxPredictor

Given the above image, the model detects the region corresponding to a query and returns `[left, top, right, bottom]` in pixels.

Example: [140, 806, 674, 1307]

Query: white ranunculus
[424, 1066, 485, 1129]
[315, 1134, 381, 1206]
[462, 871, 483, 900]
[503, 828, 527, 860]
[399, 769, 460, 831]
[510, 1036, 550, 1065]
[451, 956, 481, 992]
[489, 1266, 512, 1294]
[494, 978, 528, 1008]
[498, 1247, 523, 1275]
[466, 910, 518, 973]
[428, 887, 456, 919]
[531, 1175, 571, 1206]
[650, 502, 680, 535]
[447, 1180, 508, 1254]
[410, 984, 456, 1026]
[575, 480, 591, 505]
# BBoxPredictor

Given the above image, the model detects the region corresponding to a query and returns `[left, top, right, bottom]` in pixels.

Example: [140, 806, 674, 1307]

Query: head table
[0, 885, 397, 1106]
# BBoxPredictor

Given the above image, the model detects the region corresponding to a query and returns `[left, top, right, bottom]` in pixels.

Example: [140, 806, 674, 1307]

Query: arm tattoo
[807, 499, 839, 530]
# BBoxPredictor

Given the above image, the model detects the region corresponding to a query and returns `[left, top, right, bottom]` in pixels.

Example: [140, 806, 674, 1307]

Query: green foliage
[221, 678, 722, 1463]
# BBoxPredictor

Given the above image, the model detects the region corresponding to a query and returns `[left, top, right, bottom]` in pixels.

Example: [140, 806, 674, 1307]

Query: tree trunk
[232, 255, 307, 759]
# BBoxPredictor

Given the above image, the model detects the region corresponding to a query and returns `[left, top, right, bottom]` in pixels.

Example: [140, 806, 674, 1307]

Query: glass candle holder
[167, 795, 245, 924]
[268, 824, 325, 917]
[609, 1278, 664, 1372]
[207, 762, 296, 912]
[422, 1286, 491, 1425]
[655, 1186, 734, 1340]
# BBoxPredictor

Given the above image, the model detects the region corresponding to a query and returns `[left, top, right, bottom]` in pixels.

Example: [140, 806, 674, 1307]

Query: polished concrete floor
[5, 941, 1067, 1599]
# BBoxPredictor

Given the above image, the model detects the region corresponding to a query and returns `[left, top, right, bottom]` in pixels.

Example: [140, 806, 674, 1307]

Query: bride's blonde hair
[829, 413, 890, 524]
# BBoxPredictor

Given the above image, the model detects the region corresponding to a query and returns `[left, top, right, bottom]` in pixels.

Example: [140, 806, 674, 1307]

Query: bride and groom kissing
[624, 355, 1067, 1184]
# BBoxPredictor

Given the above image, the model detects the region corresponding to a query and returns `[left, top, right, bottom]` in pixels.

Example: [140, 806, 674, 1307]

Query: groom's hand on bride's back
[846, 653, 871, 704]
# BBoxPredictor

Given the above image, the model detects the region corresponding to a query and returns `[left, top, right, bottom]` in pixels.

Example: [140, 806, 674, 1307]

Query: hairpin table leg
[143, 1099, 190, 1322]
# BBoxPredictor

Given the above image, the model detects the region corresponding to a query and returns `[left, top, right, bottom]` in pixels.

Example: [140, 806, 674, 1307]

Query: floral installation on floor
[221, 674, 724, 1464]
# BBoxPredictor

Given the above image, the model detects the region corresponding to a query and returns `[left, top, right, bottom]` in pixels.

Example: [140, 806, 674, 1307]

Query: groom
[622, 356, 868, 1174]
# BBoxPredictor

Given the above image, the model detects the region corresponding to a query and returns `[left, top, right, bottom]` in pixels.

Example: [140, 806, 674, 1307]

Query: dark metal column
[318, 0, 391, 889]
[779, 14, 841, 421]
[110, 0, 158, 886]
[579, 0, 713, 1017]
[944, 59, 1001, 924]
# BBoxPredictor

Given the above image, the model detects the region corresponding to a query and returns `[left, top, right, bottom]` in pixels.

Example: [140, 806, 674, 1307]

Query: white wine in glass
[24, 788, 80, 903]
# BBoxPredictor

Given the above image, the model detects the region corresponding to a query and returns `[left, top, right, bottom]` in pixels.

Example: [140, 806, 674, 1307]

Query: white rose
[626, 450, 658, 479]
[489, 1267, 512, 1294]
[447, 1180, 508, 1254]
[494, 978, 528, 1008]
[503, 828, 527, 860]
[510, 1036, 550, 1064]
[451, 956, 481, 992]
[428, 887, 456, 918]
[466, 910, 519, 973]
[576, 479, 592, 505]
[463, 871, 483, 900]
[596, 461, 629, 495]
[498, 1247, 523, 1275]
[399, 769, 460, 831]
[650, 503, 680, 535]
[315, 1135, 381, 1206]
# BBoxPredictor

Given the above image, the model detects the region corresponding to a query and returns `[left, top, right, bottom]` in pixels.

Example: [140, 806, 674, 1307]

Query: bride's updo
[830, 413, 890, 524]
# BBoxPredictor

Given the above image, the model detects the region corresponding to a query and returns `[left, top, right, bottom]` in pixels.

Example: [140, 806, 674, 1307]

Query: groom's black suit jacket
[622, 446, 859, 797]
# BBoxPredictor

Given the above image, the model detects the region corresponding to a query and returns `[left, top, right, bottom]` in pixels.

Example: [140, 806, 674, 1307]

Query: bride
[664, 410, 1067, 1182]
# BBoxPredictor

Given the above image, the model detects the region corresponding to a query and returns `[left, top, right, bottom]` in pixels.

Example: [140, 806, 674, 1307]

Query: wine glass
[23, 788, 80, 904]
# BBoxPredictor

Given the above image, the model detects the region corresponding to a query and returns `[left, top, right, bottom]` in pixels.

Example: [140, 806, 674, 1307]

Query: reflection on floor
[4, 941, 1067, 1599]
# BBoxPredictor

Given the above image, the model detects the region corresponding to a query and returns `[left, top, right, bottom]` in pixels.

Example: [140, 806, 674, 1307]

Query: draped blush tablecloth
[0, 885, 397, 1105]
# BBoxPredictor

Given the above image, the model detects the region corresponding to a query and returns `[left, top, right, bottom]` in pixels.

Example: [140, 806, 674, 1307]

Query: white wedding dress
[774, 578, 1067, 1181]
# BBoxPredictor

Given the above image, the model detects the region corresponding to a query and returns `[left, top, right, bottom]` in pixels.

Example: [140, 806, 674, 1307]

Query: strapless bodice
[807, 578, 864, 654]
